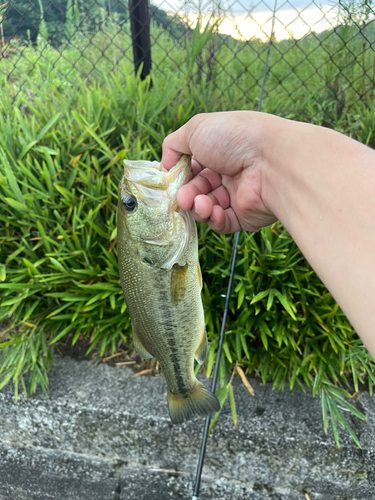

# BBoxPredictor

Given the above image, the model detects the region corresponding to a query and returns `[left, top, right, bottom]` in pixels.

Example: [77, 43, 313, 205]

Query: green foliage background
[2, 0, 188, 45]
[0, 12, 375, 446]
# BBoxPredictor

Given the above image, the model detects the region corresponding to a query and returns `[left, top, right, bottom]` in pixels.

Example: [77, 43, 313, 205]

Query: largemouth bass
[117, 155, 220, 424]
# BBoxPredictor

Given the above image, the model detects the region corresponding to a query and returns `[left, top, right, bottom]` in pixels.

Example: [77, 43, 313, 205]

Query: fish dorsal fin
[171, 263, 189, 306]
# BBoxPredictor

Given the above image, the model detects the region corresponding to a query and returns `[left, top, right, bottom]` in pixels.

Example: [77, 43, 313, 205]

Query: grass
[0, 12, 375, 446]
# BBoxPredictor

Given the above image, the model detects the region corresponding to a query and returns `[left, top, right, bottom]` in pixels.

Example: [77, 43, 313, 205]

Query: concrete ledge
[0, 358, 374, 499]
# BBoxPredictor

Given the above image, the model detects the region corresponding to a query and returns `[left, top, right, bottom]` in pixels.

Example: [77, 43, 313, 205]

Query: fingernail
[194, 203, 203, 218]
[210, 216, 215, 223]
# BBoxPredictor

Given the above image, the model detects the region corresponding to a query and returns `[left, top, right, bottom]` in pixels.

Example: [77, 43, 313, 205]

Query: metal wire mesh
[1, 0, 375, 120]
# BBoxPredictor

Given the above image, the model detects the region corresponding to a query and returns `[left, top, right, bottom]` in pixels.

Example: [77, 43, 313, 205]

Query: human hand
[162, 111, 278, 233]
[165, 111, 375, 358]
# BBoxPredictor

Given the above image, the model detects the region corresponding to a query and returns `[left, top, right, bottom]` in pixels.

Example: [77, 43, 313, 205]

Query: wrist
[255, 113, 300, 225]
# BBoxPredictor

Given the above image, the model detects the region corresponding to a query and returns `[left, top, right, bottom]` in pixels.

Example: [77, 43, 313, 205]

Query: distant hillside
[149, 6, 191, 40]
[2, 0, 191, 46]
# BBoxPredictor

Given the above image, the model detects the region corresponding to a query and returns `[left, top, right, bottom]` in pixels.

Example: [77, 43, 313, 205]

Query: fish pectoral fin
[195, 326, 208, 365]
[197, 260, 203, 291]
[171, 263, 188, 306]
[132, 329, 153, 359]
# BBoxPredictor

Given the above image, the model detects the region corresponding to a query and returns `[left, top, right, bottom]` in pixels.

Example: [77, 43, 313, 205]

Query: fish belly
[119, 252, 201, 393]
[118, 241, 220, 423]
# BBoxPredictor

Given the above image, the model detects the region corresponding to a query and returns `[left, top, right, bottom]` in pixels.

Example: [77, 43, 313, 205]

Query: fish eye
[122, 195, 137, 212]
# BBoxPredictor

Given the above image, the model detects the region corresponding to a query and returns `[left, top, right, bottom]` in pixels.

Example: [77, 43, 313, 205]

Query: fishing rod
[192, 3, 278, 498]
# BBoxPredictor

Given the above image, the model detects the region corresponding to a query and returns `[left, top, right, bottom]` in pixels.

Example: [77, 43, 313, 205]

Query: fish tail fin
[167, 380, 220, 424]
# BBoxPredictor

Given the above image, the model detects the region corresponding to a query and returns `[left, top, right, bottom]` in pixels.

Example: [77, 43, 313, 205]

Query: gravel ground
[0, 357, 374, 500]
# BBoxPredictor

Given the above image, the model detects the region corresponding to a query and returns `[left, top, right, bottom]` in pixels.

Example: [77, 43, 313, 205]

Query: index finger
[177, 168, 223, 211]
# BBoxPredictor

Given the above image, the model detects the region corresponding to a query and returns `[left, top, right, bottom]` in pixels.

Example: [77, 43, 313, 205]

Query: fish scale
[117, 155, 220, 423]
[119, 246, 201, 395]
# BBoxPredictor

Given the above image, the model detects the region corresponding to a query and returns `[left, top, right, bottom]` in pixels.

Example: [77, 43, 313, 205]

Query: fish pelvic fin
[132, 329, 153, 359]
[195, 326, 208, 365]
[167, 381, 220, 424]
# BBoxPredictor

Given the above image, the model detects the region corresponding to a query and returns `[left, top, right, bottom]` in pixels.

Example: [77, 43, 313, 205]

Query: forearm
[261, 115, 375, 356]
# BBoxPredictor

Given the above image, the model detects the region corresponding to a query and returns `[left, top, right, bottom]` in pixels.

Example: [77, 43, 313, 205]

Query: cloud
[152, 0, 333, 15]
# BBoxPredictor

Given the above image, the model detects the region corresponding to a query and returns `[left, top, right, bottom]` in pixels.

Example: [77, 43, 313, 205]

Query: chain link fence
[1, 0, 375, 121]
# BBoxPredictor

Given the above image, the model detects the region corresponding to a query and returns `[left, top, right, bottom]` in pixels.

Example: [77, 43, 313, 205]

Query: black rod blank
[192, 2, 278, 497]
[192, 232, 241, 499]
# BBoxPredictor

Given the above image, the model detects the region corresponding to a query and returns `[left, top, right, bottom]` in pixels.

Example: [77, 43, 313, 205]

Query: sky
[152, 0, 341, 41]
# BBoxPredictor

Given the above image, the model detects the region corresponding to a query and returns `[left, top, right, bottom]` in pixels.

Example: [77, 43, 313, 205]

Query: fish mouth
[123, 156, 190, 189]
[164, 155, 191, 186]
[123, 160, 167, 190]
[122, 155, 191, 208]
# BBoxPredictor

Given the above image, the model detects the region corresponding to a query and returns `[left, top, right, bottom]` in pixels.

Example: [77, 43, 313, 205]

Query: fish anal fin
[167, 381, 220, 424]
[171, 263, 188, 306]
[197, 260, 203, 290]
[195, 326, 208, 365]
[133, 329, 153, 359]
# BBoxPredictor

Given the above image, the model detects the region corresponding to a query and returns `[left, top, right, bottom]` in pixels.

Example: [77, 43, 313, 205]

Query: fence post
[129, 0, 152, 80]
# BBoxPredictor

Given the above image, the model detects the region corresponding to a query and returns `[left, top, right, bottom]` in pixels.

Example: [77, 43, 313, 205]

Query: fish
[117, 155, 220, 424]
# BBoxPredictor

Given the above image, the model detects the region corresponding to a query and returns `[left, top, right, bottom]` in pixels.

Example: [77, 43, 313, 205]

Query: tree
[3, 0, 72, 44]
[3, 0, 42, 43]
[149, 5, 190, 40]
[2, 0, 189, 46]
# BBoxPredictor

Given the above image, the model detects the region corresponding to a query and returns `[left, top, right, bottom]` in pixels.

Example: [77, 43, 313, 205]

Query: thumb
[161, 124, 193, 170]
[162, 114, 210, 170]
